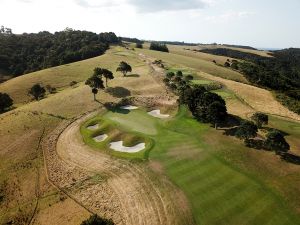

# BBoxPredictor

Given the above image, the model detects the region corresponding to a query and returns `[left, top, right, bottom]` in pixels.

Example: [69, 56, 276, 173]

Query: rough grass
[136, 48, 248, 83]
[0, 46, 144, 106]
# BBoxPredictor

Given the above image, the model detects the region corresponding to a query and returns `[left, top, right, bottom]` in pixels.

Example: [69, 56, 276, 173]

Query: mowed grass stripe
[149, 108, 300, 225]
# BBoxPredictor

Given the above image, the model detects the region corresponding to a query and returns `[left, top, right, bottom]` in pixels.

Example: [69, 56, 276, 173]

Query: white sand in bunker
[109, 141, 145, 153]
[148, 109, 170, 119]
[120, 105, 139, 110]
[93, 134, 108, 142]
[87, 124, 99, 130]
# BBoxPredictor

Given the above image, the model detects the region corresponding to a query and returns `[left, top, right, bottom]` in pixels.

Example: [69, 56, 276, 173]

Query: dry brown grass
[197, 71, 300, 121]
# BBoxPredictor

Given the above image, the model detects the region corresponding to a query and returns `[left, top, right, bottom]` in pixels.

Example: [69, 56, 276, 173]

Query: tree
[176, 71, 183, 77]
[224, 61, 231, 67]
[207, 101, 228, 129]
[235, 121, 258, 140]
[265, 130, 290, 154]
[81, 214, 114, 225]
[136, 43, 143, 48]
[116, 61, 132, 77]
[94, 68, 114, 87]
[149, 42, 169, 52]
[251, 112, 268, 128]
[85, 75, 105, 100]
[163, 78, 170, 84]
[0, 92, 13, 112]
[184, 75, 194, 82]
[174, 76, 182, 83]
[28, 84, 46, 100]
[166, 72, 175, 79]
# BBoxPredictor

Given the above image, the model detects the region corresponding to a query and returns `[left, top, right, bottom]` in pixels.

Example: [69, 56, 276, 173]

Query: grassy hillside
[1, 45, 300, 225]
[0, 46, 161, 224]
[136, 48, 248, 83]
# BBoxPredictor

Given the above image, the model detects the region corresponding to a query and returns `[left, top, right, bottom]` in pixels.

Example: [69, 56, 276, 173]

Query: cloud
[73, 0, 209, 12]
[128, 0, 208, 12]
[74, 0, 122, 8]
[205, 11, 254, 23]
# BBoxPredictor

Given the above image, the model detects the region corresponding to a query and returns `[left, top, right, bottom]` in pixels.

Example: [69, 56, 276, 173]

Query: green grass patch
[192, 79, 213, 85]
[212, 89, 235, 99]
[148, 106, 300, 225]
[80, 110, 155, 160]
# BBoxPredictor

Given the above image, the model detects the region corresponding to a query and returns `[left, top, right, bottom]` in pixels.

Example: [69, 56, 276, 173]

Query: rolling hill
[0, 43, 300, 225]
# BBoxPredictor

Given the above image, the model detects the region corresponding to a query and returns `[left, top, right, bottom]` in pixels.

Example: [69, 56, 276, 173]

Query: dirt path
[42, 112, 193, 225]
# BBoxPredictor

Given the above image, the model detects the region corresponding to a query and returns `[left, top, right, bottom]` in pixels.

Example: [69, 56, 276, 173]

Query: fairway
[81, 106, 300, 225]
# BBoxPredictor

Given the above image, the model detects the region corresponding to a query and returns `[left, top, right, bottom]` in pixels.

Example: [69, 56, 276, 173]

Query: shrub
[70, 81, 78, 87]
[150, 42, 169, 52]
[0, 92, 13, 112]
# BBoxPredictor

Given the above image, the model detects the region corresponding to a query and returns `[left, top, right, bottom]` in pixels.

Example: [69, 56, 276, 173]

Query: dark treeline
[200, 48, 265, 62]
[200, 48, 300, 114]
[121, 37, 144, 44]
[150, 42, 169, 52]
[221, 44, 257, 50]
[0, 28, 119, 76]
[156, 41, 198, 46]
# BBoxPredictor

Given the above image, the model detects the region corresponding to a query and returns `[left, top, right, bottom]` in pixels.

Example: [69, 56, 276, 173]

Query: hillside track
[42, 112, 194, 225]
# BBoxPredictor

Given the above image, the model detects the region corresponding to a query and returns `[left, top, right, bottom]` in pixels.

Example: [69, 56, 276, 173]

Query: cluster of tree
[86, 62, 132, 100]
[150, 42, 169, 52]
[0, 27, 119, 76]
[179, 85, 227, 128]
[201, 48, 300, 114]
[163, 70, 193, 92]
[120, 37, 144, 44]
[234, 112, 290, 154]
[81, 214, 114, 225]
[163, 71, 291, 155]
[163, 71, 224, 128]
[229, 112, 290, 155]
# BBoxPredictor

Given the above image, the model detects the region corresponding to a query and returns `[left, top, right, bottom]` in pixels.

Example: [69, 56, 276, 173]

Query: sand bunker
[120, 105, 139, 110]
[87, 124, 99, 130]
[93, 134, 108, 142]
[148, 110, 170, 119]
[109, 141, 145, 153]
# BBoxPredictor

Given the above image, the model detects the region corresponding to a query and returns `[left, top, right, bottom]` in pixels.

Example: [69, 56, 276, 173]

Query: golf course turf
[81, 105, 300, 225]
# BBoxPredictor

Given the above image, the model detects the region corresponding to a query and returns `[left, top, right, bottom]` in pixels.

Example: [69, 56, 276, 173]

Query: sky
[0, 0, 299, 48]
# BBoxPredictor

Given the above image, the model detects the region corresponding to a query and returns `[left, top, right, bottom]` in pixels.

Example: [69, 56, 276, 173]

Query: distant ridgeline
[200, 48, 300, 114]
[0, 28, 120, 76]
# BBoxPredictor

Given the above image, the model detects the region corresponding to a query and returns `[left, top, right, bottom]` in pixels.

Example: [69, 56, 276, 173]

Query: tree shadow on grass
[125, 74, 140, 78]
[103, 102, 130, 114]
[105, 87, 131, 98]
[263, 127, 289, 137]
[281, 153, 300, 165]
